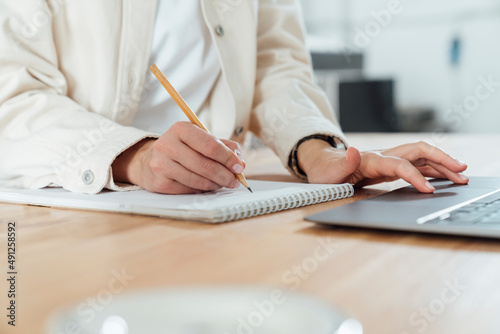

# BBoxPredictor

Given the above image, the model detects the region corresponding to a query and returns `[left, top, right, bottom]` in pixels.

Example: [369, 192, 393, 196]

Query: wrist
[112, 138, 155, 185]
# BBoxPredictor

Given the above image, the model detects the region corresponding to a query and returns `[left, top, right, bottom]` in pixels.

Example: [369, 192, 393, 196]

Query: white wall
[300, 0, 500, 133]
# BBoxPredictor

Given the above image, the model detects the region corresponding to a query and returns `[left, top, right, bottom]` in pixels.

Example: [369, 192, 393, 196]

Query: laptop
[305, 177, 500, 239]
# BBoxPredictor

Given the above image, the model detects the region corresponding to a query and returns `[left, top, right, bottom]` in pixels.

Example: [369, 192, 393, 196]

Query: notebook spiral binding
[215, 183, 354, 223]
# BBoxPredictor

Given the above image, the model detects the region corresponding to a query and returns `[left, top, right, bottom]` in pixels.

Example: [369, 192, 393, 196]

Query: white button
[215, 25, 224, 37]
[234, 126, 244, 136]
[82, 170, 94, 185]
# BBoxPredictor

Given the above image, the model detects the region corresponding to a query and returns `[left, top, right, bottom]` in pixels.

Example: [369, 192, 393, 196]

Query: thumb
[343, 146, 361, 176]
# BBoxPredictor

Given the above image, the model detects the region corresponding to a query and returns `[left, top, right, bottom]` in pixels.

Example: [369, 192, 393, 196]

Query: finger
[174, 122, 245, 174]
[151, 178, 204, 195]
[166, 161, 223, 191]
[219, 139, 241, 153]
[373, 156, 436, 193]
[416, 142, 468, 173]
[144, 152, 206, 194]
[169, 140, 239, 189]
[413, 159, 464, 182]
[416, 166, 447, 179]
[426, 161, 469, 184]
[339, 146, 363, 184]
[345, 147, 362, 173]
[220, 139, 245, 168]
[384, 141, 468, 173]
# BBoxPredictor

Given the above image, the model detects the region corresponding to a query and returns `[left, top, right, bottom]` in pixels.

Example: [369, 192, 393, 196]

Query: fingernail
[425, 181, 435, 192]
[345, 149, 350, 161]
[230, 180, 240, 189]
[458, 173, 469, 181]
[233, 164, 244, 174]
[456, 159, 467, 166]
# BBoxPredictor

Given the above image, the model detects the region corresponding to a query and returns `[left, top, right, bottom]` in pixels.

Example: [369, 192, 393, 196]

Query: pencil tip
[248, 187, 253, 193]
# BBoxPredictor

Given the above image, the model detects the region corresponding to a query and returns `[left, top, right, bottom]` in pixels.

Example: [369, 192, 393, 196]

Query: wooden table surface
[1, 133, 500, 334]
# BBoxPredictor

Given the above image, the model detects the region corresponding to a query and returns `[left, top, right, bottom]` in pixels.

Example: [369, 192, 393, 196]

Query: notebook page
[0, 181, 353, 222]
[175, 181, 349, 211]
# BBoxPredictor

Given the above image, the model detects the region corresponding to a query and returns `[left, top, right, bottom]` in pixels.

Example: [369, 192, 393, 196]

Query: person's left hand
[297, 139, 469, 193]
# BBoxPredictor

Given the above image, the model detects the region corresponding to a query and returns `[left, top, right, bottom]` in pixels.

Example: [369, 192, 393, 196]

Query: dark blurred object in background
[338, 79, 397, 132]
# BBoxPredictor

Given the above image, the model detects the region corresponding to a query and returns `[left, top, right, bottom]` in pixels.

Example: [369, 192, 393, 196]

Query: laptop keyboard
[426, 191, 500, 226]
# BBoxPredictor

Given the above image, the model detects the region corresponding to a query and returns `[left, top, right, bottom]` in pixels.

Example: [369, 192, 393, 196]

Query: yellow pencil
[149, 64, 252, 193]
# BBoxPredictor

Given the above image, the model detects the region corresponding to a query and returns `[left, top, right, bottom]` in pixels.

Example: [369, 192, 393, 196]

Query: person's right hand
[112, 121, 246, 194]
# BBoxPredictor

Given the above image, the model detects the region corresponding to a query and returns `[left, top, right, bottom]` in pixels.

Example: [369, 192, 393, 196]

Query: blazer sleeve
[249, 0, 348, 172]
[0, 2, 156, 194]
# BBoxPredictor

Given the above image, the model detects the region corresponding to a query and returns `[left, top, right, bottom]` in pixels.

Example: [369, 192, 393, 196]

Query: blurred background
[298, 0, 500, 133]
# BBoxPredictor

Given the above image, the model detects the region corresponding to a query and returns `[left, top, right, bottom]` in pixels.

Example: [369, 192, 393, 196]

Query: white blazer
[0, 0, 346, 194]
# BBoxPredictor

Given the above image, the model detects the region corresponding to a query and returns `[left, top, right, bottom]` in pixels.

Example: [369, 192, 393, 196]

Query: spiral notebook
[0, 181, 354, 223]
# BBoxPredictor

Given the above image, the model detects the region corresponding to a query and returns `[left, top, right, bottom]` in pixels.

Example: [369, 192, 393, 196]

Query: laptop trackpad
[307, 179, 498, 225]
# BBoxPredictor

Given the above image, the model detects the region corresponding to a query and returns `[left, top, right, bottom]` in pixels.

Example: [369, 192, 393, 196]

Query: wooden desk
[1, 133, 500, 334]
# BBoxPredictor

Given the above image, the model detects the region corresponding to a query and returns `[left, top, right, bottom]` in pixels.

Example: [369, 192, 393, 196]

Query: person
[0, 0, 468, 195]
